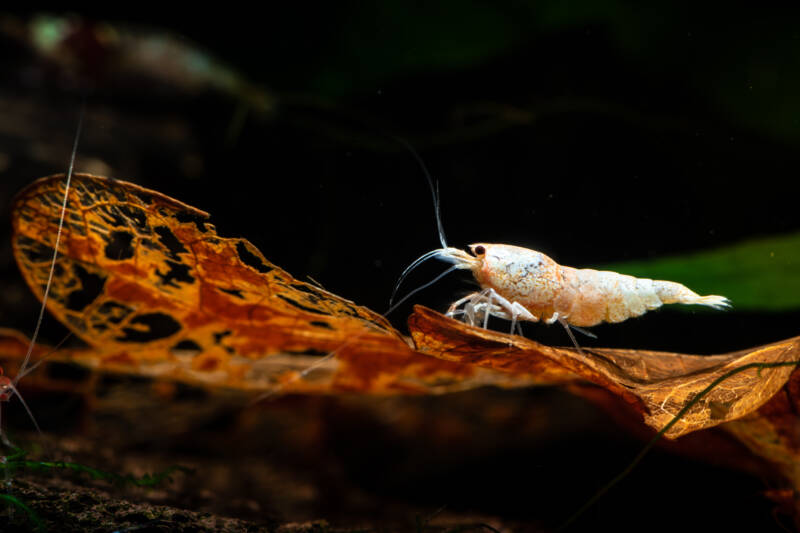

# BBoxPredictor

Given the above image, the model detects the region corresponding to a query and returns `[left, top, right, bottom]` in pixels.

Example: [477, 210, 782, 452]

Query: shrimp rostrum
[389, 150, 730, 349]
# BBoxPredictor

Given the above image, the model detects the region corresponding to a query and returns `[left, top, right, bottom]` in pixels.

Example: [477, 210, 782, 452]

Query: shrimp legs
[446, 288, 594, 352]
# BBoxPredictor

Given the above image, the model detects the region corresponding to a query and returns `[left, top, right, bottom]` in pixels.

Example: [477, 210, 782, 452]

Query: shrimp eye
[473, 245, 485, 256]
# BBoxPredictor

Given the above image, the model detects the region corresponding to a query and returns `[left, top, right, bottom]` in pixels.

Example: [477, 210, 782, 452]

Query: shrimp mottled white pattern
[454, 243, 730, 329]
[561, 268, 664, 326]
[471, 244, 563, 319]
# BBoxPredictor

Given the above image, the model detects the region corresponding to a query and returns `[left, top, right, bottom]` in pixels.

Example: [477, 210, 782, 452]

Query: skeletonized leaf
[7, 173, 800, 516]
[9, 174, 525, 393]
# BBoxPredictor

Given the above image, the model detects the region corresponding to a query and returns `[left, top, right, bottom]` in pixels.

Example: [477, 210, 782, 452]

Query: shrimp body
[437, 243, 730, 329]
[388, 145, 730, 345]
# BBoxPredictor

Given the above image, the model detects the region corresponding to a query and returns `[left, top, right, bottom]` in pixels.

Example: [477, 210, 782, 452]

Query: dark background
[3, 5, 800, 352]
[0, 4, 798, 532]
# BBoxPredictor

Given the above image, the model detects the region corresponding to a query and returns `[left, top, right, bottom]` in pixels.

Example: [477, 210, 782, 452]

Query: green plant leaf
[599, 232, 800, 311]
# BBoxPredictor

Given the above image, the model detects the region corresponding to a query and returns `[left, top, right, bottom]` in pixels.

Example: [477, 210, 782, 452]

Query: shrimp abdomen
[572, 270, 661, 325]
[564, 269, 729, 327]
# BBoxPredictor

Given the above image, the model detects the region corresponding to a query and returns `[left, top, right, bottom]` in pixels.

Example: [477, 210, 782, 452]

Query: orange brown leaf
[7, 173, 800, 522]
[408, 305, 800, 438]
[10, 174, 525, 393]
[408, 304, 800, 518]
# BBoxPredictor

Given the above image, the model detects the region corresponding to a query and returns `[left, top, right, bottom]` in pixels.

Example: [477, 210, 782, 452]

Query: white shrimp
[468, 242, 725, 326]
[389, 150, 730, 349]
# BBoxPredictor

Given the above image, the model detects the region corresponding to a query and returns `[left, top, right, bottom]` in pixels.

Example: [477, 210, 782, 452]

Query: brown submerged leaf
[9, 174, 526, 393]
[409, 305, 800, 520]
[6, 173, 800, 521]
[409, 305, 800, 438]
[8, 174, 800, 431]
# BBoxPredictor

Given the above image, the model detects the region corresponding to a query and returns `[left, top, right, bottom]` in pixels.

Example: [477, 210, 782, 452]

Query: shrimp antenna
[3, 382, 42, 436]
[385, 265, 459, 316]
[4, 100, 84, 451]
[19, 100, 85, 378]
[387, 136, 455, 308]
[389, 249, 445, 306]
[391, 136, 447, 248]
[13, 332, 74, 386]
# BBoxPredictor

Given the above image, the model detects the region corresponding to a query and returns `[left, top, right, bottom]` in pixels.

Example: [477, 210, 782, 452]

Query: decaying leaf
[7, 173, 800, 431]
[5, 173, 800, 522]
[409, 306, 799, 438]
[408, 305, 800, 518]
[9, 174, 526, 394]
